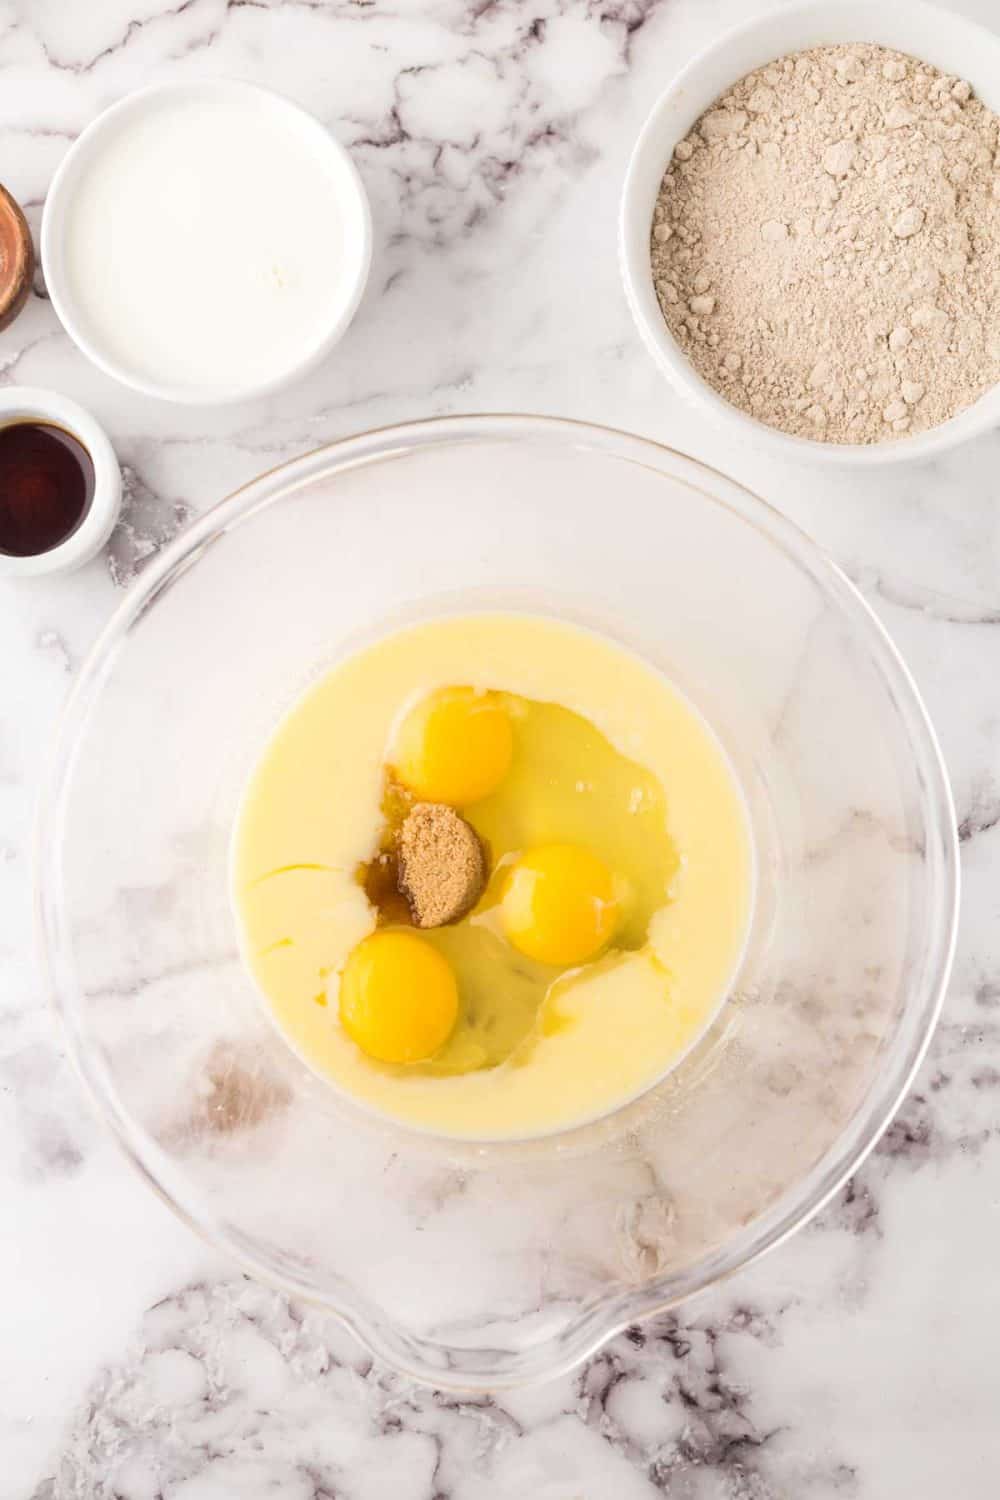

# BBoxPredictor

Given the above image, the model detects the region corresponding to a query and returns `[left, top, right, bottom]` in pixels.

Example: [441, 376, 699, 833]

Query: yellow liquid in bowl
[357, 693, 680, 1075]
[232, 614, 753, 1139]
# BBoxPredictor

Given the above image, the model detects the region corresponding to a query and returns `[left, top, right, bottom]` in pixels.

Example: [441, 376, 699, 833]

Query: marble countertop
[3, 0, 1000, 1495]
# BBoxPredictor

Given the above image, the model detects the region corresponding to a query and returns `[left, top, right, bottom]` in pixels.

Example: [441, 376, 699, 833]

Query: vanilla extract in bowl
[0, 420, 94, 557]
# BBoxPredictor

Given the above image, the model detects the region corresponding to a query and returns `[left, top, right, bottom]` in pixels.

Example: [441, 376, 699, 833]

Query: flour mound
[650, 44, 1000, 444]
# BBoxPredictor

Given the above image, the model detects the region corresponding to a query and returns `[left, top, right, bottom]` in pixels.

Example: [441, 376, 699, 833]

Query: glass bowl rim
[35, 413, 959, 1388]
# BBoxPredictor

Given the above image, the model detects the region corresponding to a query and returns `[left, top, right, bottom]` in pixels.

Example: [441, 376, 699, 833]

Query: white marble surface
[2, 0, 1000, 1494]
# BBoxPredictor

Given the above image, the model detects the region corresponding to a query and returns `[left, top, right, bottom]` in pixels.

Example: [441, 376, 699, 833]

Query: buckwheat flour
[650, 44, 1000, 443]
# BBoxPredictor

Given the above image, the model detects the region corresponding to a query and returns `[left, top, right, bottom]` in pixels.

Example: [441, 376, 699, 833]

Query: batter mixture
[232, 614, 753, 1139]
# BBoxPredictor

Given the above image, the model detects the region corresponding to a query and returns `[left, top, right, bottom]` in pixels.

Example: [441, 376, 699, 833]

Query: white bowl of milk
[42, 80, 372, 406]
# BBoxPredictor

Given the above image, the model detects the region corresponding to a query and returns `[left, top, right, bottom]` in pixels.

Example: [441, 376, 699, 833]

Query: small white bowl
[0, 387, 121, 577]
[620, 0, 1000, 467]
[41, 80, 372, 407]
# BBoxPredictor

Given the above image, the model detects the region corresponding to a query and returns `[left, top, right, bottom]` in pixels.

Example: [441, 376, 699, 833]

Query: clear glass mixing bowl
[38, 416, 958, 1388]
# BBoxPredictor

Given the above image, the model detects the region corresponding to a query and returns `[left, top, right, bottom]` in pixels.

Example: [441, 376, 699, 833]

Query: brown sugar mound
[398, 802, 486, 928]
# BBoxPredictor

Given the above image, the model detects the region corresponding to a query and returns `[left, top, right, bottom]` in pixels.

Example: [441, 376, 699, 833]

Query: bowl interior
[40, 418, 956, 1386]
[620, 0, 1000, 465]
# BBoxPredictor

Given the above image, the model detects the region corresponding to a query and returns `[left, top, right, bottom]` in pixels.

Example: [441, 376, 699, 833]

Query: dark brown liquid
[0, 421, 95, 557]
[357, 773, 416, 926]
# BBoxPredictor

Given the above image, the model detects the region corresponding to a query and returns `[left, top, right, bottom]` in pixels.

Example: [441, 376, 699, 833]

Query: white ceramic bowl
[0, 386, 121, 577]
[41, 80, 372, 407]
[620, 0, 1000, 467]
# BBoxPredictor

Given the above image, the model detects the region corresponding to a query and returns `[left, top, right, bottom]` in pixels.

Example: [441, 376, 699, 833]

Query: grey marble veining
[3, 0, 1000, 1495]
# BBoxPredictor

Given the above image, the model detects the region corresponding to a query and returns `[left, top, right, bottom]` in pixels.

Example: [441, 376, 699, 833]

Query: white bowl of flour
[42, 80, 372, 406]
[620, 0, 1000, 464]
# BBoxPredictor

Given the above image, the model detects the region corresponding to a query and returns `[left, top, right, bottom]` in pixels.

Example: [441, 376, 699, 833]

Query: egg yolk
[394, 687, 513, 806]
[501, 843, 619, 966]
[339, 930, 459, 1064]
